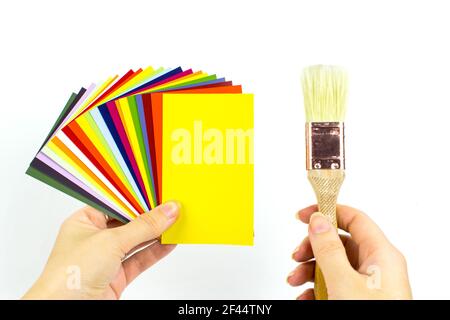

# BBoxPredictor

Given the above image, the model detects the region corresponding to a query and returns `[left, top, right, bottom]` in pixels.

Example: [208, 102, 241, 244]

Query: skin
[23, 202, 179, 299]
[22, 201, 411, 299]
[287, 205, 412, 300]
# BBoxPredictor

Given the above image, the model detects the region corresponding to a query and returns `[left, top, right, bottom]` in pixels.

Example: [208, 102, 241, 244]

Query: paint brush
[301, 65, 348, 300]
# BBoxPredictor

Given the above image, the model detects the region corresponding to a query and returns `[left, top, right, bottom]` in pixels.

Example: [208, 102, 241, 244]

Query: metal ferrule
[306, 122, 345, 170]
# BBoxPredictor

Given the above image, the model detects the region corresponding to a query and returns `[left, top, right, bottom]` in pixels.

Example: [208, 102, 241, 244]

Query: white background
[0, 0, 449, 299]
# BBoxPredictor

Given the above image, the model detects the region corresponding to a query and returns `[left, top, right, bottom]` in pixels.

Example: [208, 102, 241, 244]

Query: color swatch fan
[27, 66, 254, 245]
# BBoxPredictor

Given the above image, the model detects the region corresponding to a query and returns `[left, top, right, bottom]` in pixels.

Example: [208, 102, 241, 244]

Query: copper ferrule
[306, 122, 345, 170]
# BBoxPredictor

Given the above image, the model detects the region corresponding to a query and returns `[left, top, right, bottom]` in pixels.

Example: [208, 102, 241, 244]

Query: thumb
[112, 201, 179, 254]
[308, 212, 354, 288]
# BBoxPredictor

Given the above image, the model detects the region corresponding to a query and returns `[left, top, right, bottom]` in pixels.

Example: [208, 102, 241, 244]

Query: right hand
[287, 205, 412, 300]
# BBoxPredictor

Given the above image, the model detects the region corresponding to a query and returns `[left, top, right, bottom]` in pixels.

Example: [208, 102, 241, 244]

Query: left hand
[23, 202, 179, 299]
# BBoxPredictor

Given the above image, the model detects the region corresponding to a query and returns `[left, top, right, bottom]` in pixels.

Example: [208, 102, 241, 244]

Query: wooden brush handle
[307, 169, 345, 300]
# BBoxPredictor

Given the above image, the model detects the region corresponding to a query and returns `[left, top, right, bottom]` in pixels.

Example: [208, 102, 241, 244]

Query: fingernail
[160, 201, 179, 219]
[295, 211, 301, 220]
[309, 212, 331, 234]
[286, 271, 295, 282]
[297, 293, 306, 300]
[292, 246, 300, 259]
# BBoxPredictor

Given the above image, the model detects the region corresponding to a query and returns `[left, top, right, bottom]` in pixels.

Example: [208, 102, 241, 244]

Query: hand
[23, 202, 179, 299]
[287, 205, 412, 300]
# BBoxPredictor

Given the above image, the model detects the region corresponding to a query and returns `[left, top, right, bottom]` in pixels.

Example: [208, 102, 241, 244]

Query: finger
[297, 288, 315, 300]
[335, 205, 390, 247]
[287, 261, 315, 286]
[297, 204, 390, 248]
[111, 202, 179, 254]
[308, 212, 356, 287]
[292, 234, 351, 263]
[122, 239, 160, 260]
[123, 242, 176, 284]
[107, 219, 125, 229]
[292, 237, 313, 262]
[65, 206, 109, 229]
[296, 205, 318, 223]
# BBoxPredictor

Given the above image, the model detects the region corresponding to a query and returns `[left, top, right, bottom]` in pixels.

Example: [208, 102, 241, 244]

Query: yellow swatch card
[161, 94, 254, 245]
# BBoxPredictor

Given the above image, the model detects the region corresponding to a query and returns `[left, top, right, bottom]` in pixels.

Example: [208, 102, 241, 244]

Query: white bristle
[302, 65, 348, 122]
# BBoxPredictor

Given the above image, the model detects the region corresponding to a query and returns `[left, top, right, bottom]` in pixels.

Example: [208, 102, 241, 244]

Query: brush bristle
[302, 65, 348, 122]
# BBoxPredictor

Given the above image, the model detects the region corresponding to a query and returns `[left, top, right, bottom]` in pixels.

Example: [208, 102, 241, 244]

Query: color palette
[27, 66, 254, 245]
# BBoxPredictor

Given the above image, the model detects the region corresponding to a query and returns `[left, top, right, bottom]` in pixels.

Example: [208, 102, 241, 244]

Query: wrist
[22, 268, 82, 300]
